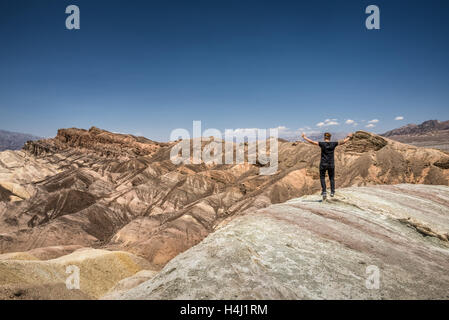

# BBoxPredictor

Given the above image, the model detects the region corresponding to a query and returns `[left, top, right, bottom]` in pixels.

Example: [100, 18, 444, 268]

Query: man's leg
[319, 166, 327, 194]
[328, 167, 335, 195]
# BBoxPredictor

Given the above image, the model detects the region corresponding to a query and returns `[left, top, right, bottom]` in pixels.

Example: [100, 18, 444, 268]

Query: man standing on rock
[301, 132, 353, 200]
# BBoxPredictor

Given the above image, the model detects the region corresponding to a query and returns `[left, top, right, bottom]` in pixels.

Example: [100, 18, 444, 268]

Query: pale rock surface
[114, 184, 449, 300]
[101, 270, 157, 299]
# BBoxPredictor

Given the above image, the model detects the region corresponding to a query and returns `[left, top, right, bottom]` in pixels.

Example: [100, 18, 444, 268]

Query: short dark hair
[324, 132, 332, 140]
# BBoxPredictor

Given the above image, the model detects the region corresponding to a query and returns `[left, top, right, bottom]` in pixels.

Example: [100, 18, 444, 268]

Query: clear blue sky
[1, 0, 449, 140]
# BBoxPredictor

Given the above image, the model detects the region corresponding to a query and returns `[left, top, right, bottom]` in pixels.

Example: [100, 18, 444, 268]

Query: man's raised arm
[302, 133, 319, 146]
[338, 133, 354, 145]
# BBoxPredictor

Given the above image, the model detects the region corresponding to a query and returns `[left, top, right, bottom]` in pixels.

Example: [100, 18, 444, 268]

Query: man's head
[324, 132, 331, 141]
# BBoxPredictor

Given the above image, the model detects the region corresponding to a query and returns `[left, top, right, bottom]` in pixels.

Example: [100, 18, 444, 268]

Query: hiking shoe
[330, 192, 335, 197]
[322, 192, 327, 201]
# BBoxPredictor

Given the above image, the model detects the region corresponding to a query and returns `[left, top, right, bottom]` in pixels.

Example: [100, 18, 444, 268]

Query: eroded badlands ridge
[0, 127, 448, 271]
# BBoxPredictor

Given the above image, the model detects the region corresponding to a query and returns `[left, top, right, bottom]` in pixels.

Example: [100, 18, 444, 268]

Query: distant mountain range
[0, 130, 41, 151]
[381, 120, 449, 151]
[383, 120, 449, 137]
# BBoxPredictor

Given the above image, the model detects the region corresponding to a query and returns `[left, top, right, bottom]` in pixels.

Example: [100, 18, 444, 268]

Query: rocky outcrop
[24, 127, 166, 158]
[0, 128, 448, 271]
[113, 184, 449, 300]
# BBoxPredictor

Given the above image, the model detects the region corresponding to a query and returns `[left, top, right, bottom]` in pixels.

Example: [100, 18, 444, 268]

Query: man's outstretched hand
[339, 132, 354, 145]
[301, 133, 319, 146]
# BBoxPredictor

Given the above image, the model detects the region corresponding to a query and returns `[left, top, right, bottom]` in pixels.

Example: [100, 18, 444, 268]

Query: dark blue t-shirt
[319, 141, 339, 168]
